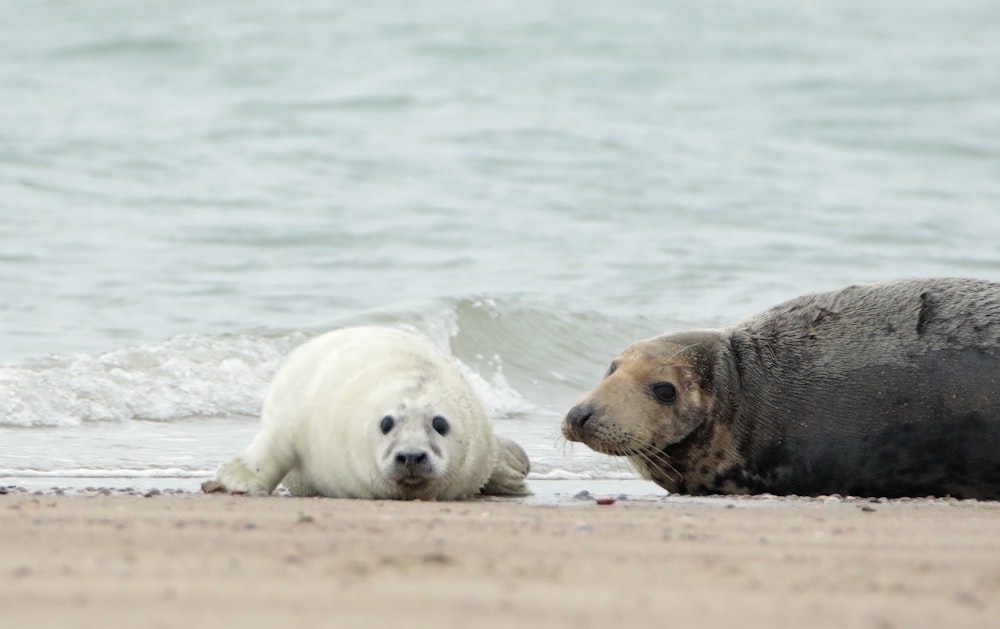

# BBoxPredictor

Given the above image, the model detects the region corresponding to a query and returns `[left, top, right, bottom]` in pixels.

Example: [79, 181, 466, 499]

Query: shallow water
[2, 1, 999, 492]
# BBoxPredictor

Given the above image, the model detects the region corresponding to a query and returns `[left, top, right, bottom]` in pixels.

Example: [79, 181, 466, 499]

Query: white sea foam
[0, 331, 306, 427]
[528, 469, 641, 481]
[0, 316, 555, 428]
[0, 468, 214, 478]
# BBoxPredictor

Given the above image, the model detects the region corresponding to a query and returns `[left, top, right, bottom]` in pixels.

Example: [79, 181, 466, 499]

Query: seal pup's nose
[566, 403, 595, 430]
[394, 450, 429, 467]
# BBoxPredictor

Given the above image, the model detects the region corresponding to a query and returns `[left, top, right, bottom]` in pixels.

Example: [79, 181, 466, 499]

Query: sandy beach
[2, 488, 999, 629]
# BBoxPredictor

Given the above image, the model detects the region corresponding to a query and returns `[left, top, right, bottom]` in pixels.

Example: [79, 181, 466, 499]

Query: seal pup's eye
[380, 415, 395, 434]
[431, 415, 450, 436]
[651, 382, 677, 404]
[606, 362, 619, 378]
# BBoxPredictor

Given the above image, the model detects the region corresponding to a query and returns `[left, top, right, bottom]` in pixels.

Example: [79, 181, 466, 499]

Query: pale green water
[1, 1, 999, 487]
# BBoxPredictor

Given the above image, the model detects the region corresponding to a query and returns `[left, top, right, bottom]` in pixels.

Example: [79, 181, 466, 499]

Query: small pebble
[595, 498, 616, 506]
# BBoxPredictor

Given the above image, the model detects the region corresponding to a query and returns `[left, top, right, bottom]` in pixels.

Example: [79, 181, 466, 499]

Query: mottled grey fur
[566, 278, 1000, 499]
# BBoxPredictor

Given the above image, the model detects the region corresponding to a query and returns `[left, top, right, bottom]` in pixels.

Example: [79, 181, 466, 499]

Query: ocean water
[2, 1, 999, 494]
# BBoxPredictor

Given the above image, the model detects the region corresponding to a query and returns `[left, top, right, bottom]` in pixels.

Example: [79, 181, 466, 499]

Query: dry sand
[2, 488, 999, 629]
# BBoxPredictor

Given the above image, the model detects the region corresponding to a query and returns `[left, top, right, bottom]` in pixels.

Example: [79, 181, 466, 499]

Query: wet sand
[2, 489, 999, 628]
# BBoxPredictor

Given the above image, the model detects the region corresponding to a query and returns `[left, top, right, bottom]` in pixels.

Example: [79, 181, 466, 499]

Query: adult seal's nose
[566, 403, 595, 430]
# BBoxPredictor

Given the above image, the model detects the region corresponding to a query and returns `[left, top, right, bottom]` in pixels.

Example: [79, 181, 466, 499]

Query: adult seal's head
[563, 331, 732, 493]
[564, 331, 721, 462]
[563, 278, 1000, 500]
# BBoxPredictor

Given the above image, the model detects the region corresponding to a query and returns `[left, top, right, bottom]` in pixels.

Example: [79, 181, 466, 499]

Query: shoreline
[0, 477, 670, 504]
[5, 477, 994, 507]
[3, 491, 999, 628]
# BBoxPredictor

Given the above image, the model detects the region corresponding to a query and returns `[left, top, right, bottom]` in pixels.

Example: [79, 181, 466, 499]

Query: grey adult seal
[563, 278, 1000, 499]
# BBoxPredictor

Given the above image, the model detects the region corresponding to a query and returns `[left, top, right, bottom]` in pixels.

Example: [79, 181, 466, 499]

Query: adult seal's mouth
[562, 403, 628, 452]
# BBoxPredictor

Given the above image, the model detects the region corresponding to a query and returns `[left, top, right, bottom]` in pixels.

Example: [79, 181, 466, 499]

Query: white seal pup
[206, 326, 530, 499]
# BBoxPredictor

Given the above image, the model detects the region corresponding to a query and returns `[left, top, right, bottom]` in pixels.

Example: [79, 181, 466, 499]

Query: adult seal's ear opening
[563, 278, 1000, 500]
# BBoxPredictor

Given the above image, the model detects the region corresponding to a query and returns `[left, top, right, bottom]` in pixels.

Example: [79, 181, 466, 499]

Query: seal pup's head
[562, 331, 721, 475]
[373, 400, 460, 499]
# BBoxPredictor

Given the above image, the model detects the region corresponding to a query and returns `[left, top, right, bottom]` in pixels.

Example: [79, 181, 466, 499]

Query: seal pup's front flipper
[480, 435, 531, 496]
[205, 426, 297, 496]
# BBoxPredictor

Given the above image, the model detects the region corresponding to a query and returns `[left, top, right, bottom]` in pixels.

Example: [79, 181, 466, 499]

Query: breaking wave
[0, 295, 672, 428]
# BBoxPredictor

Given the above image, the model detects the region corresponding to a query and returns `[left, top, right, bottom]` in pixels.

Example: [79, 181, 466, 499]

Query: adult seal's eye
[605, 362, 619, 378]
[380, 415, 395, 434]
[651, 382, 677, 404]
[431, 415, 450, 436]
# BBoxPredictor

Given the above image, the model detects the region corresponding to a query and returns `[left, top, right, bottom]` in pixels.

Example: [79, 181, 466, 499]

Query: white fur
[211, 326, 529, 500]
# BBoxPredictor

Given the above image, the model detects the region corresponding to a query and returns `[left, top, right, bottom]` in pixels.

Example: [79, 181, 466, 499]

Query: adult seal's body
[563, 278, 1000, 499]
[208, 326, 530, 500]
